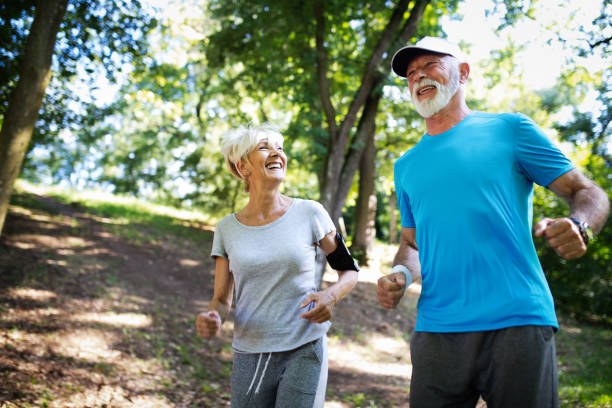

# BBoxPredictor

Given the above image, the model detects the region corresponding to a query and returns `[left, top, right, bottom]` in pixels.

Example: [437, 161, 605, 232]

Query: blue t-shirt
[394, 112, 574, 332]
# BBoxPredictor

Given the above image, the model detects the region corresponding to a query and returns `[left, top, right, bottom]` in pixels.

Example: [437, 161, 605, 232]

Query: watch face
[570, 217, 592, 245]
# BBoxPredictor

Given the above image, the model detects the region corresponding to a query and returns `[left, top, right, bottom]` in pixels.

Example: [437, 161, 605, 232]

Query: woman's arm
[196, 256, 234, 338]
[299, 231, 359, 323]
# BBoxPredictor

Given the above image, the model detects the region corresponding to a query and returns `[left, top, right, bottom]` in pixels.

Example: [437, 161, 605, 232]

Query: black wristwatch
[569, 217, 594, 246]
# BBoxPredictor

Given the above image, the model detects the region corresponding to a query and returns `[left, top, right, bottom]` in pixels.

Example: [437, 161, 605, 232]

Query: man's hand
[534, 217, 586, 260]
[299, 291, 337, 323]
[195, 310, 222, 339]
[377, 272, 407, 309]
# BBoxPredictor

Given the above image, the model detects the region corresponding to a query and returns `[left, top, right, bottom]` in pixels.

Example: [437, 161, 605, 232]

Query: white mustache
[411, 79, 441, 97]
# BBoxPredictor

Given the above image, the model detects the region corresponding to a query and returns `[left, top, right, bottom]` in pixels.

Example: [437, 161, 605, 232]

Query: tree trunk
[389, 188, 398, 244]
[0, 0, 69, 237]
[352, 107, 379, 265]
[329, 75, 383, 225]
[314, 0, 431, 227]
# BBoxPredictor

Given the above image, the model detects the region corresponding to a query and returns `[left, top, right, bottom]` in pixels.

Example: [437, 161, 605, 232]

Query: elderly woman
[196, 124, 359, 408]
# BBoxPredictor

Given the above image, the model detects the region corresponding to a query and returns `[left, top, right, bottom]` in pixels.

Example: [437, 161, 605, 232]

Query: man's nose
[414, 67, 426, 80]
[407, 69, 426, 85]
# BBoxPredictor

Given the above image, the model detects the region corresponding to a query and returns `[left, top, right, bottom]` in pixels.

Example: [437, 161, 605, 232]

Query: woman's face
[242, 138, 287, 184]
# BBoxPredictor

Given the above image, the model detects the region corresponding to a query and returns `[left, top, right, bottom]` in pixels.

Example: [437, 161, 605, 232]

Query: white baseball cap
[391, 36, 465, 78]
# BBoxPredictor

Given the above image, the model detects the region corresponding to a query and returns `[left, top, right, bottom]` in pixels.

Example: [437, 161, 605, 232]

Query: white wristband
[391, 264, 412, 287]
[207, 310, 222, 325]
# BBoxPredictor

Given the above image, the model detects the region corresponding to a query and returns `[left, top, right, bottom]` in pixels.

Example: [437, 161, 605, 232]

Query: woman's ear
[235, 160, 250, 177]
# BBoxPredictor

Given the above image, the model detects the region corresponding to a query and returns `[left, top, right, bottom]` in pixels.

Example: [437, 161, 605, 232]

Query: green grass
[13, 180, 214, 245]
[8, 191, 61, 215]
[556, 319, 612, 407]
[342, 392, 382, 407]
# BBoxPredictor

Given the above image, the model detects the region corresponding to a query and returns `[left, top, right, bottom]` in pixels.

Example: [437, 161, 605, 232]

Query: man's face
[406, 54, 460, 118]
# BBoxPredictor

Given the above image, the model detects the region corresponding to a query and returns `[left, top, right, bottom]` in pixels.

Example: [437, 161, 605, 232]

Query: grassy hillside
[0, 181, 610, 407]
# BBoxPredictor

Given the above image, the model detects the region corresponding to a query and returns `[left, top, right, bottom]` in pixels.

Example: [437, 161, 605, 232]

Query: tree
[0, 0, 68, 236]
[314, 0, 434, 226]
[0, 0, 157, 192]
[203, 0, 466, 227]
[351, 92, 380, 264]
[64, 0, 241, 213]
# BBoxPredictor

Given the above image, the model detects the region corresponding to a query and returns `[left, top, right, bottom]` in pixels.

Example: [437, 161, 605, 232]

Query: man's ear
[459, 62, 470, 83]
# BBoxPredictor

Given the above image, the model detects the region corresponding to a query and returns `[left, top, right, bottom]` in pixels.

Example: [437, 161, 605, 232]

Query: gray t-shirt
[211, 198, 335, 353]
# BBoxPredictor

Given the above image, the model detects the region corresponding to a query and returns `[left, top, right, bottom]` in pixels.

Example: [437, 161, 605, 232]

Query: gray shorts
[230, 336, 327, 408]
[409, 325, 559, 408]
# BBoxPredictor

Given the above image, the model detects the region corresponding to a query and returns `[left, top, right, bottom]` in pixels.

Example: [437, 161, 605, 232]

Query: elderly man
[377, 36, 609, 408]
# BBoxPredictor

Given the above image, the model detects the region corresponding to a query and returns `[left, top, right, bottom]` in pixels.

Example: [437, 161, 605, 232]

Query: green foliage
[534, 175, 611, 323]
[205, 0, 461, 208]
[529, 1, 611, 322]
[552, 74, 611, 167]
[4, 0, 609, 322]
[0, 0, 36, 110]
[0, 0, 157, 182]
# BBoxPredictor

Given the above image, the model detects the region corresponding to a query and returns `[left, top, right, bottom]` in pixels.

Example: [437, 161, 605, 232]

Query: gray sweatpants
[231, 336, 327, 408]
[409, 325, 559, 408]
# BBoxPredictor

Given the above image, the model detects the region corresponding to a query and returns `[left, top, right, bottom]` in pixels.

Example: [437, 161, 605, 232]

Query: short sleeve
[513, 113, 575, 187]
[394, 160, 416, 228]
[309, 201, 336, 243]
[210, 220, 228, 259]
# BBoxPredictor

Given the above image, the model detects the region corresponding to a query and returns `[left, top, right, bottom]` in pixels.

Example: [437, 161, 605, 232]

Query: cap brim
[391, 47, 449, 78]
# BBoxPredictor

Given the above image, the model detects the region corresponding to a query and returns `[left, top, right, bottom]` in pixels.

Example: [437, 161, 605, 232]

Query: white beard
[411, 68, 460, 118]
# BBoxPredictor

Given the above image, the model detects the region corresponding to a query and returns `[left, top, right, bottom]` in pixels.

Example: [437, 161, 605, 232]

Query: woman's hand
[195, 310, 222, 338]
[299, 291, 337, 323]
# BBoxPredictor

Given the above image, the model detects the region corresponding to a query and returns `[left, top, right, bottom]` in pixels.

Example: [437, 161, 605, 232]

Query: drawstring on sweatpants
[255, 353, 272, 394]
[246, 353, 272, 395]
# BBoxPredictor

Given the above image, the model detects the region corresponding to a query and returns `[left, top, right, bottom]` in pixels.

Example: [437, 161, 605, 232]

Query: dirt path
[0, 191, 420, 407]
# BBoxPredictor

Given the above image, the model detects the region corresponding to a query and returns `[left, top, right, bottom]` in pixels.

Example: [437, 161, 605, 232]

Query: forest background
[2, 0, 609, 321]
[0, 0, 610, 406]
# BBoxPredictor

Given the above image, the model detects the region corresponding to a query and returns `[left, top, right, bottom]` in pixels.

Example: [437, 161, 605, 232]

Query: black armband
[326, 232, 359, 272]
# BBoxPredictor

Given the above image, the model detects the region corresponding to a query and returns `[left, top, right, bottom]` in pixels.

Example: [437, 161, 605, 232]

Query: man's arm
[393, 227, 422, 282]
[534, 168, 610, 260]
[377, 227, 421, 309]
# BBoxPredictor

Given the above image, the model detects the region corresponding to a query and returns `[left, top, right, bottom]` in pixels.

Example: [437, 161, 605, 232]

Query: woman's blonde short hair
[220, 123, 285, 182]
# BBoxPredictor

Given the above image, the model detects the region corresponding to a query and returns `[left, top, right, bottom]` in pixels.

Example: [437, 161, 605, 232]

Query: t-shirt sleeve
[210, 220, 228, 259]
[513, 113, 575, 187]
[394, 161, 416, 228]
[310, 201, 336, 243]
